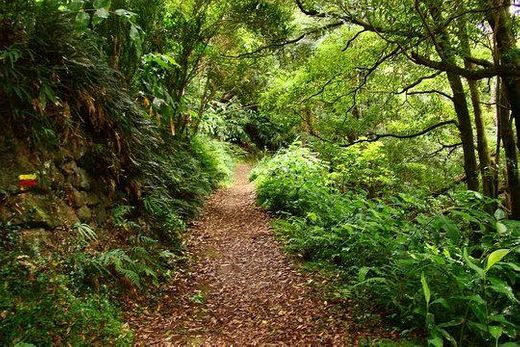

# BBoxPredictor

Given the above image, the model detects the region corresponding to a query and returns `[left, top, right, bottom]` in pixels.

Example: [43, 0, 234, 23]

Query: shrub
[252, 144, 349, 224]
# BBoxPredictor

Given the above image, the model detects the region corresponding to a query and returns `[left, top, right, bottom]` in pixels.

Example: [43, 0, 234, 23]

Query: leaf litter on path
[127, 164, 395, 346]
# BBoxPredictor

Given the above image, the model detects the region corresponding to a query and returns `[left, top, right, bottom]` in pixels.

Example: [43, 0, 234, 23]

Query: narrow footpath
[128, 164, 355, 345]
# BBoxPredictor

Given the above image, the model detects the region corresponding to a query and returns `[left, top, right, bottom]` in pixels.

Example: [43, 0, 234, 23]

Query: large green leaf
[75, 11, 90, 28]
[67, 0, 84, 11]
[496, 222, 507, 234]
[114, 9, 136, 19]
[488, 277, 518, 303]
[463, 248, 484, 277]
[485, 249, 510, 272]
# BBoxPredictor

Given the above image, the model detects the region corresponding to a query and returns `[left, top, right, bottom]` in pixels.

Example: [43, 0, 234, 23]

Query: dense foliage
[0, 0, 239, 344]
[1, 0, 520, 345]
[252, 146, 519, 346]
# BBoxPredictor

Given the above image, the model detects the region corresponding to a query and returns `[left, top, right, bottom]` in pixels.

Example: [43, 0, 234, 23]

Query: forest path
[128, 163, 354, 345]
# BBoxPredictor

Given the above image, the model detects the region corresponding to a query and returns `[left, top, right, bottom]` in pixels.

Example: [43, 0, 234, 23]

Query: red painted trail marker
[18, 174, 38, 190]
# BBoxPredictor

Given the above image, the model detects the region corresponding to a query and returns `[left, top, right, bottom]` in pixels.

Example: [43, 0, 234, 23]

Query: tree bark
[446, 73, 480, 191]
[458, 21, 496, 198]
[497, 80, 520, 219]
[424, 4, 480, 191]
[487, 0, 520, 149]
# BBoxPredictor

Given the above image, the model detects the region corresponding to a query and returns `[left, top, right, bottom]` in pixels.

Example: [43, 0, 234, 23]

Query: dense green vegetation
[0, 0, 244, 344]
[248, 1, 520, 345]
[1, 0, 519, 345]
[252, 146, 519, 346]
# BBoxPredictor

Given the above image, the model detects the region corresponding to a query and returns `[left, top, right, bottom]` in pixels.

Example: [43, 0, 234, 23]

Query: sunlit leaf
[485, 249, 510, 272]
[421, 272, 431, 306]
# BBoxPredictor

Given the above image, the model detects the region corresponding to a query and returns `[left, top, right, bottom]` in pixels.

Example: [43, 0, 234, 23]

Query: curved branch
[407, 90, 453, 100]
[222, 21, 343, 58]
[397, 71, 443, 94]
[294, 0, 328, 17]
[342, 29, 367, 51]
[340, 119, 457, 147]
[411, 52, 519, 80]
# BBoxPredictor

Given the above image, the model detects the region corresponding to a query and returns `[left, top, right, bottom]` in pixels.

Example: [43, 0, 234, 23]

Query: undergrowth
[0, 1, 235, 344]
[252, 144, 520, 346]
[0, 135, 234, 345]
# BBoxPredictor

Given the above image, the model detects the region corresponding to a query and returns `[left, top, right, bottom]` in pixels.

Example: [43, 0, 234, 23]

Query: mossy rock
[5, 194, 78, 229]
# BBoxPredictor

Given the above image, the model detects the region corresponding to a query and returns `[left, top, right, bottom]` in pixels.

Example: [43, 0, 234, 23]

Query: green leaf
[93, 7, 109, 26]
[129, 24, 140, 42]
[357, 266, 369, 282]
[114, 9, 136, 19]
[67, 0, 84, 11]
[437, 319, 464, 328]
[436, 327, 457, 346]
[75, 11, 90, 28]
[421, 272, 431, 306]
[505, 262, 520, 272]
[485, 249, 510, 272]
[431, 298, 450, 309]
[428, 334, 443, 347]
[439, 216, 460, 243]
[496, 222, 507, 234]
[307, 212, 318, 223]
[494, 208, 506, 220]
[93, 0, 111, 10]
[489, 326, 503, 340]
[488, 277, 518, 303]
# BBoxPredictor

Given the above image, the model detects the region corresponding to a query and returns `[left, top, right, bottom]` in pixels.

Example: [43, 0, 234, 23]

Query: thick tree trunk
[467, 78, 496, 198]
[497, 81, 520, 219]
[487, 0, 520, 149]
[465, 66, 496, 198]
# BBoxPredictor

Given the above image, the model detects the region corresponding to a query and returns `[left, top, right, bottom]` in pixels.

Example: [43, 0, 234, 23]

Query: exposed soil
[127, 164, 363, 345]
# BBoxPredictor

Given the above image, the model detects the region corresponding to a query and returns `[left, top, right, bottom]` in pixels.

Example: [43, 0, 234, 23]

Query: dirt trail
[129, 164, 353, 345]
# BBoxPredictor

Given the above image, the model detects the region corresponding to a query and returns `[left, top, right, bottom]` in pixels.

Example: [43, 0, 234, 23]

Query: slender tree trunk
[425, 4, 480, 191]
[458, 20, 496, 197]
[467, 78, 496, 197]
[497, 80, 520, 219]
[445, 73, 480, 191]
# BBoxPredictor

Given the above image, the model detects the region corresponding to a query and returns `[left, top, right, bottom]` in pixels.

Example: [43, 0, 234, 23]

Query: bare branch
[340, 119, 458, 147]
[397, 71, 443, 94]
[407, 90, 453, 100]
[301, 78, 335, 103]
[342, 29, 367, 51]
[222, 21, 343, 58]
[411, 52, 518, 80]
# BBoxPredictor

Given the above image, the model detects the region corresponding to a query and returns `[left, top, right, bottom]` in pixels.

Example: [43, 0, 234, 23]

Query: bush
[0, 251, 133, 345]
[252, 145, 520, 346]
[252, 144, 349, 224]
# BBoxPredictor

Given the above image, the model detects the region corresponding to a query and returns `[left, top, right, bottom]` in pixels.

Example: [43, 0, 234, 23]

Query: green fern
[73, 223, 97, 243]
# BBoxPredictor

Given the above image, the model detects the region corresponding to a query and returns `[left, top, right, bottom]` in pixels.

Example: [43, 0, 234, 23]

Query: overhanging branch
[340, 119, 457, 147]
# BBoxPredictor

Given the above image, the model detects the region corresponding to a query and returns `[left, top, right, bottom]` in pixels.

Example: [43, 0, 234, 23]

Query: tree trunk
[458, 20, 496, 197]
[487, 0, 520, 149]
[425, 4, 480, 191]
[497, 80, 520, 219]
[446, 73, 480, 191]
[467, 78, 496, 198]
